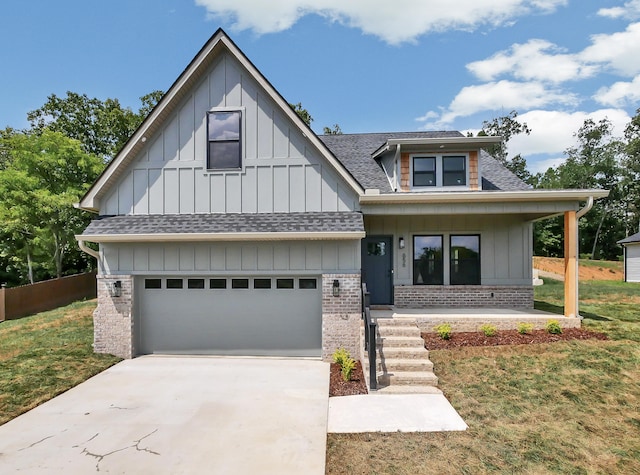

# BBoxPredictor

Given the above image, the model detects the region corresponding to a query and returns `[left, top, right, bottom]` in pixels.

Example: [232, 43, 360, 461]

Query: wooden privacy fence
[0, 272, 97, 322]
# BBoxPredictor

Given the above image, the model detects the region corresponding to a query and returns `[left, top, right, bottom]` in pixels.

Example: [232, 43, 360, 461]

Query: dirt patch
[329, 362, 368, 397]
[533, 256, 623, 281]
[422, 328, 608, 350]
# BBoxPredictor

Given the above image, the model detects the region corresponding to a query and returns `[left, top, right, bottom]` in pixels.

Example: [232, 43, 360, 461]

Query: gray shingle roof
[81, 212, 365, 236]
[618, 231, 640, 245]
[320, 132, 530, 192]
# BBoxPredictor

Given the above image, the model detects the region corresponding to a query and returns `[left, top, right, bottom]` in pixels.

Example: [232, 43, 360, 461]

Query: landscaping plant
[517, 322, 534, 334]
[332, 348, 356, 382]
[480, 324, 497, 337]
[434, 323, 452, 340]
[546, 319, 563, 334]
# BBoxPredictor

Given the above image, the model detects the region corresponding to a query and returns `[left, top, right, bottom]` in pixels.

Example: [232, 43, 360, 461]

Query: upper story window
[442, 156, 466, 186]
[413, 157, 436, 187]
[207, 110, 241, 169]
[411, 154, 468, 189]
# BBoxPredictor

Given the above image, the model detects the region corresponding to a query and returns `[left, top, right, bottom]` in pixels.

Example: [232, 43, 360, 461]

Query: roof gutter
[359, 189, 609, 205]
[77, 239, 100, 260]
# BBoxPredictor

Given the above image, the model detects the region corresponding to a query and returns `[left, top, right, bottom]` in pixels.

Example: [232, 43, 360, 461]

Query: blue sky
[1, 0, 639, 173]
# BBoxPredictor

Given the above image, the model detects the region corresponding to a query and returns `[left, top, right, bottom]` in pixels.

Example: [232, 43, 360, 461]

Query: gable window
[442, 156, 466, 186]
[411, 154, 469, 189]
[413, 157, 436, 187]
[207, 110, 241, 169]
[450, 235, 480, 285]
[413, 235, 443, 285]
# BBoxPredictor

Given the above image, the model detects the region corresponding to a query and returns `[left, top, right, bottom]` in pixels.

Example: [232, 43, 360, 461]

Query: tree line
[0, 92, 636, 286]
[479, 110, 640, 260]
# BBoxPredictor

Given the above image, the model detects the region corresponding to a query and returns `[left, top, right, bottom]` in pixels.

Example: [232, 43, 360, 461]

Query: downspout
[393, 143, 401, 191]
[77, 239, 100, 261]
[575, 196, 594, 317]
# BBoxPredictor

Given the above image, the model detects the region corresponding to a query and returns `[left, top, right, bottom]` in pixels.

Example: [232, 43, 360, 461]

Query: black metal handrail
[362, 283, 377, 390]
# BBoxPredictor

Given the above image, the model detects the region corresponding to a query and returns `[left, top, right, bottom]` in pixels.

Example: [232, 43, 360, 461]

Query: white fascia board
[359, 189, 610, 205]
[371, 136, 503, 161]
[75, 231, 366, 243]
[387, 136, 503, 147]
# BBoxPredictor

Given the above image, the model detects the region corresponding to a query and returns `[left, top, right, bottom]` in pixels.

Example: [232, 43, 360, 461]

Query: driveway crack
[80, 429, 160, 472]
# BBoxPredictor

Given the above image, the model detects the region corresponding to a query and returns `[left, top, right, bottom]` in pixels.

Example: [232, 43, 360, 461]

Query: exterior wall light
[332, 279, 340, 297]
[110, 280, 122, 298]
[399, 237, 405, 249]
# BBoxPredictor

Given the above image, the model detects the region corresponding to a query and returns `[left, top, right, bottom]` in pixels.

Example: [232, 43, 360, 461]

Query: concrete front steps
[364, 318, 441, 394]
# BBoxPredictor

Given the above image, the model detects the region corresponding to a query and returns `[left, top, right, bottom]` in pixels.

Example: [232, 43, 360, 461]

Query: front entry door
[361, 236, 393, 305]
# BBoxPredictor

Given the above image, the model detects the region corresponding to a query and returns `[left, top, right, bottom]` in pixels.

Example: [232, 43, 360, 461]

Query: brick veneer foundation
[394, 285, 534, 308]
[93, 275, 134, 359]
[321, 273, 361, 361]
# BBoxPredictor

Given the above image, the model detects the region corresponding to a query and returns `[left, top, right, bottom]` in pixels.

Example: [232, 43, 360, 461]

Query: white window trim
[409, 153, 470, 191]
[205, 106, 246, 173]
[411, 231, 481, 285]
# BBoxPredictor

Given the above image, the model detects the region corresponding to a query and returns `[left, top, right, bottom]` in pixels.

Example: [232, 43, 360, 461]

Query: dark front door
[361, 236, 393, 305]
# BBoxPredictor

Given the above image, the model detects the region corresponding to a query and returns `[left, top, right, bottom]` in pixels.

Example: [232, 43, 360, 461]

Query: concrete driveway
[0, 356, 330, 474]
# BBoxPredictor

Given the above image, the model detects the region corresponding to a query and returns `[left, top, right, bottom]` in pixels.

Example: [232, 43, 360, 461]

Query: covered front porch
[370, 306, 580, 333]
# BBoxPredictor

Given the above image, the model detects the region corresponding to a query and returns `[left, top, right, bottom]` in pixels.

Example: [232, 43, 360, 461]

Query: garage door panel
[137, 278, 321, 356]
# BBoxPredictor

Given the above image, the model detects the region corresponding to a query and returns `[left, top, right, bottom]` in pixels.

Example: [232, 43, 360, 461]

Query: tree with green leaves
[534, 117, 624, 259]
[323, 124, 343, 135]
[622, 108, 640, 235]
[478, 110, 532, 183]
[289, 102, 313, 127]
[0, 130, 104, 282]
[27, 90, 163, 160]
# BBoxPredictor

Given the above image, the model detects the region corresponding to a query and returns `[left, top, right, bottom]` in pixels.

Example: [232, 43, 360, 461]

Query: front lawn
[326, 280, 640, 474]
[0, 300, 120, 425]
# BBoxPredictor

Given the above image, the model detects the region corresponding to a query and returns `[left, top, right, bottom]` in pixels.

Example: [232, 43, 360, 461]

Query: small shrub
[333, 347, 356, 381]
[517, 322, 534, 335]
[480, 324, 497, 337]
[434, 323, 452, 340]
[332, 347, 350, 366]
[341, 357, 356, 382]
[546, 319, 563, 335]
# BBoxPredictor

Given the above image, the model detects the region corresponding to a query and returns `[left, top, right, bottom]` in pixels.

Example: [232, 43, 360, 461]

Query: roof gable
[320, 132, 530, 192]
[78, 29, 363, 213]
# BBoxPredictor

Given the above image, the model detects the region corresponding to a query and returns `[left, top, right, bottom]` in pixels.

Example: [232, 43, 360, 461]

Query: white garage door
[136, 276, 322, 357]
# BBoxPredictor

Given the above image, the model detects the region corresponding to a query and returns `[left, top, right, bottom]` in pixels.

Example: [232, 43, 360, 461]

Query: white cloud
[579, 22, 640, 77]
[508, 109, 631, 157]
[466, 39, 596, 83]
[594, 75, 640, 107]
[598, 0, 640, 19]
[528, 156, 566, 174]
[418, 80, 576, 127]
[195, 0, 567, 44]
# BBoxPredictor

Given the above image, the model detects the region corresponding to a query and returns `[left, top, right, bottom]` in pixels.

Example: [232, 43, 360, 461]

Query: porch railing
[362, 283, 377, 390]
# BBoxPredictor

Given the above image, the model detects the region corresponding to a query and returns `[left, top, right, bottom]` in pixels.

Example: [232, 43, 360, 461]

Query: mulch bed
[329, 361, 368, 397]
[422, 328, 609, 350]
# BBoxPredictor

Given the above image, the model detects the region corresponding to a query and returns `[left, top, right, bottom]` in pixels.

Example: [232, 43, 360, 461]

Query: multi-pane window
[412, 157, 436, 187]
[413, 235, 444, 285]
[442, 156, 466, 186]
[413, 234, 480, 285]
[411, 154, 468, 188]
[450, 235, 480, 285]
[207, 110, 241, 169]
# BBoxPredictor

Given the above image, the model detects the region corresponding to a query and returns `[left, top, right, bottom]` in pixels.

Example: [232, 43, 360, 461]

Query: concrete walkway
[0, 356, 329, 474]
[328, 394, 468, 433]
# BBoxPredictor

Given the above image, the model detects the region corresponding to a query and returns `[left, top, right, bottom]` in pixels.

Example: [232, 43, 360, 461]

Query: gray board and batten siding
[99, 241, 361, 276]
[100, 52, 358, 217]
[365, 214, 533, 286]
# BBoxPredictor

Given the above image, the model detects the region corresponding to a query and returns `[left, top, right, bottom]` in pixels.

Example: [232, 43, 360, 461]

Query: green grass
[0, 300, 121, 425]
[326, 280, 640, 474]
